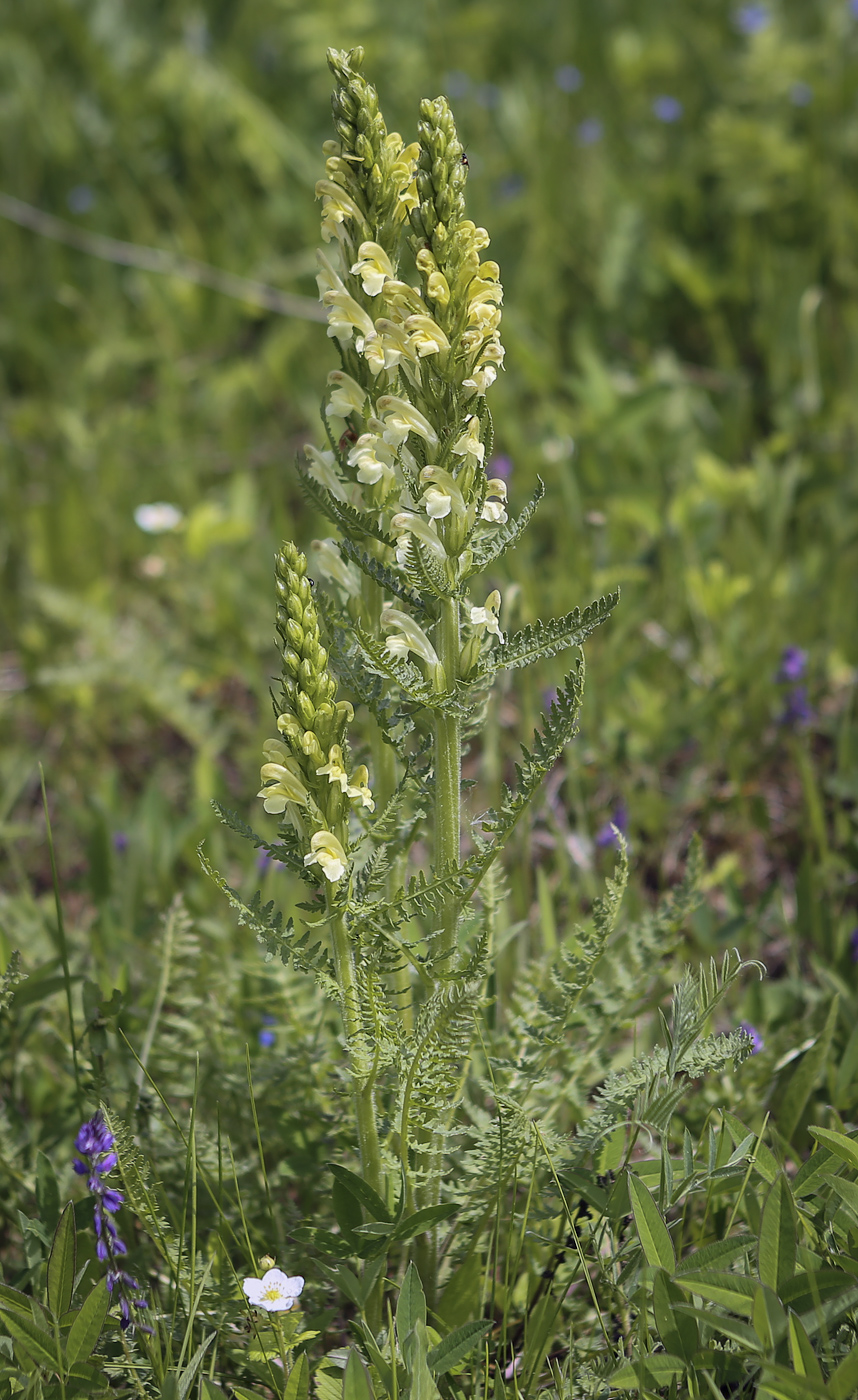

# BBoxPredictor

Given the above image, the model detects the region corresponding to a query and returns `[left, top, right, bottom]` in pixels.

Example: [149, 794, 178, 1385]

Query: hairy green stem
[329, 899, 384, 1330]
[435, 595, 461, 953]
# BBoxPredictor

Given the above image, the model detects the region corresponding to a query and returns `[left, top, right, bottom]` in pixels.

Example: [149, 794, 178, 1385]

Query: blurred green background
[1, 0, 857, 1149]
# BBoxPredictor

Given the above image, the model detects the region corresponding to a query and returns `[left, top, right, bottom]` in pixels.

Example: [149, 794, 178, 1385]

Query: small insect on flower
[243, 1267, 305, 1312]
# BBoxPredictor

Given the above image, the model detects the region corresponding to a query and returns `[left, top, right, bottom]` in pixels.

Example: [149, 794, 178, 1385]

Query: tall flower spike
[74, 1112, 151, 1333]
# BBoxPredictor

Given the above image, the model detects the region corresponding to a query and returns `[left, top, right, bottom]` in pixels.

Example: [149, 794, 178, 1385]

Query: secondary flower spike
[74, 1111, 151, 1333]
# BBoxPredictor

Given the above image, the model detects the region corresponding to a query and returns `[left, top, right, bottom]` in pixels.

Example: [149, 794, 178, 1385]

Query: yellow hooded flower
[303, 829, 348, 883]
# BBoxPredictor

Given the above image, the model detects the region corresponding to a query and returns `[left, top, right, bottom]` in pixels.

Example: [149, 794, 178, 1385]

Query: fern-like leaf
[298, 469, 394, 548]
[477, 590, 618, 679]
[0, 951, 25, 1014]
[467, 478, 546, 573]
[340, 538, 431, 614]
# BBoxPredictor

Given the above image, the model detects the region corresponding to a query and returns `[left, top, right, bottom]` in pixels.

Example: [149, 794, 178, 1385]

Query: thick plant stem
[435, 595, 461, 954]
[329, 900, 384, 1331]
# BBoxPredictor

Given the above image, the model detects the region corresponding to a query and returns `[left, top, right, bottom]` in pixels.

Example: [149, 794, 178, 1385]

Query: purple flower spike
[595, 804, 628, 849]
[777, 646, 807, 682]
[740, 1021, 764, 1054]
[74, 1110, 151, 1333]
[779, 685, 814, 729]
[850, 927, 858, 963]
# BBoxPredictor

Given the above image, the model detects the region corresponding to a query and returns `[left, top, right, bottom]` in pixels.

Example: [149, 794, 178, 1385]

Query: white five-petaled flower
[470, 590, 505, 642]
[242, 1268, 305, 1313]
[350, 241, 396, 297]
[134, 503, 184, 534]
[303, 829, 348, 883]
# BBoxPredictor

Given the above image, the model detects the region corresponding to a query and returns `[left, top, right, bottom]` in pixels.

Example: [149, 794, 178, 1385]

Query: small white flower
[326, 371, 367, 419]
[390, 511, 447, 563]
[469, 589, 505, 642]
[346, 765, 375, 812]
[381, 605, 440, 668]
[451, 416, 485, 466]
[311, 539, 361, 597]
[347, 434, 396, 488]
[350, 240, 396, 297]
[243, 1268, 305, 1313]
[376, 395, 438, 450]
[134, 503, 183, 534]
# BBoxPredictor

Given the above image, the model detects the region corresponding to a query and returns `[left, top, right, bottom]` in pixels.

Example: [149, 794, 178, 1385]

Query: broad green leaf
[775, 998, 838, 1143]
[201, 1382, 229, 1400]
[787, 1312, 823, 1382]
[652, 1270, 697, 1362]
[0, 1283, 36, 1317]
[47, 1203, 76, 1319]
[673, 1234, 754, 1275]
[65, 1280, 110, 1368]
[723, 1112, 779, 1184]
[758, 1176, 796, 1293]
[628, 1172, 675, 1272]
[176, 1332, 216, 1400]
[824, 1171, 858, 1227]
[672, 1303, 759, 1352]
[793, 1147, 838, 1198]
[396, 1263, 426, 1342]
[403, 1322, 440, 1400]
[343, 1348, 375, 1400]
[389, 1203, 457, 1244]
[796, 1283, 858, 1339]
[0, 1310, 61, 1371]
[675, 1271, 756, 1316]
[161, 1378, 179, 1400]
[284, 1352, 309, 1400]
[36, 1153, 61, 1235]
[233, 1389, 269, 1399]
[325, 1163, 392, 1223]
[753, 1283, 787, 1352]
[828, 1338, 858, 1400]
[331, 1177, 363, 1244]
[609, 1354, 686, 1389]
[807, 1126, 858, 1171]
[436, 1250, 482, 1328]
[427, 1319, 491, 1376]
[756, 1362, 829, 1400]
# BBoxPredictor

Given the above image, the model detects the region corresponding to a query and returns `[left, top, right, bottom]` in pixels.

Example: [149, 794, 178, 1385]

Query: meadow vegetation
[1, 3, 857, 1396]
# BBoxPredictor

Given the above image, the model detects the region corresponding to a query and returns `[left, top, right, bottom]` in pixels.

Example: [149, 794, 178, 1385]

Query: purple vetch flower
[543, 687, 559, 712]
[555, 65, 582, 93]
[488, 453, 513, 481]
[577, 118, 603, 147]
[734, 4, 770, 33]
[850, 927, 858, 962]
[595, 804, 628, 849]
[850, 0, 858, 19]
[74, 1111, 151, 1332]
[779, 685, 814, 728]
[112, 831, 129, 853]
[777, 646, 807, 682]
[653, 95, 683, 123]
[789, 82, 813, 107]
[740, 1021, 764, 1054]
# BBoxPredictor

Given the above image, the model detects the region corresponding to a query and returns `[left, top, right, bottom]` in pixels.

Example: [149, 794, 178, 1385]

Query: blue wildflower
[777, 646, 807, 682]
[112, 832, 129, 852]
[443, 71, 471, 99]
[653, 95, 683, 123]
[488, 454, 513, 481]
[577, 118, 603, 147]
[555, 65, 582, 93]
[259, 1029, 276, 1048]
[740, 1021, 764, 1054]
[595, 804, 628, 849]
[789, 82, 813, 107]
[850, 927, 858, 962]
[496, 173, 525, 202]
[735, 4, 770, 33]
[74, 1112, 151, 1332]
[850, 0, 858, 18]
[67, 185, 94, 214]
[779, 685, 814, 728]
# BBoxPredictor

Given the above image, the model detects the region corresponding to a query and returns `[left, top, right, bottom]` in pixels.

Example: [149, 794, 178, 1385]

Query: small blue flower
[789, 82, 813, 107]
[653, 95, 683, 123]
[443, 70, 471, 99]
[735, 4, 770, 34]
[740, 1021, 764, 1054]
[850, 927, 858, 962]
[488, 454, 513, 481]
[577, 118, 603, 147]
[496, 173, 525, 202]
[475, 83, 501, 110]
[112, 831, 129, 852]
[850, 0, 858, 19]
[67, 185, 94, 214]
[555, 65, 582, 93]
[777, 646, 807, 682]
[595, 804, 628, 849]
[259, 1029, 276, 1048]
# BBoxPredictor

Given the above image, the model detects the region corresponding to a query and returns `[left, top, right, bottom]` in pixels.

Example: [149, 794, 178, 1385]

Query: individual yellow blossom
[390, 511, 447, 563]
[316, 744, 350, 792]
[381, 604, 440, 667]
[469, 589, 505, 642]
[350, 241, 396, 297]
[315, 179, 367, 243]
[451, 415, 485, 466]
[419, 466, 466, 520]
[303, 829, 348, 883]
[323, 288, 376, 349]
[347, 434, 397, 489]
[346, 765, 375, 811]
[326, 370, 367, 419]
[426, 270, 451, 307]
[405, 314, 450, 357]
[304, 445, 349, 502]
[376, 395, 439, 450]
[315, 247, 346, 299]
[462, 364, 498, 395]
[364, 319, 417, 376]
[311, 539, 361, 597]
[257, 747, 310, 813]
[481, 477, 508, 524]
